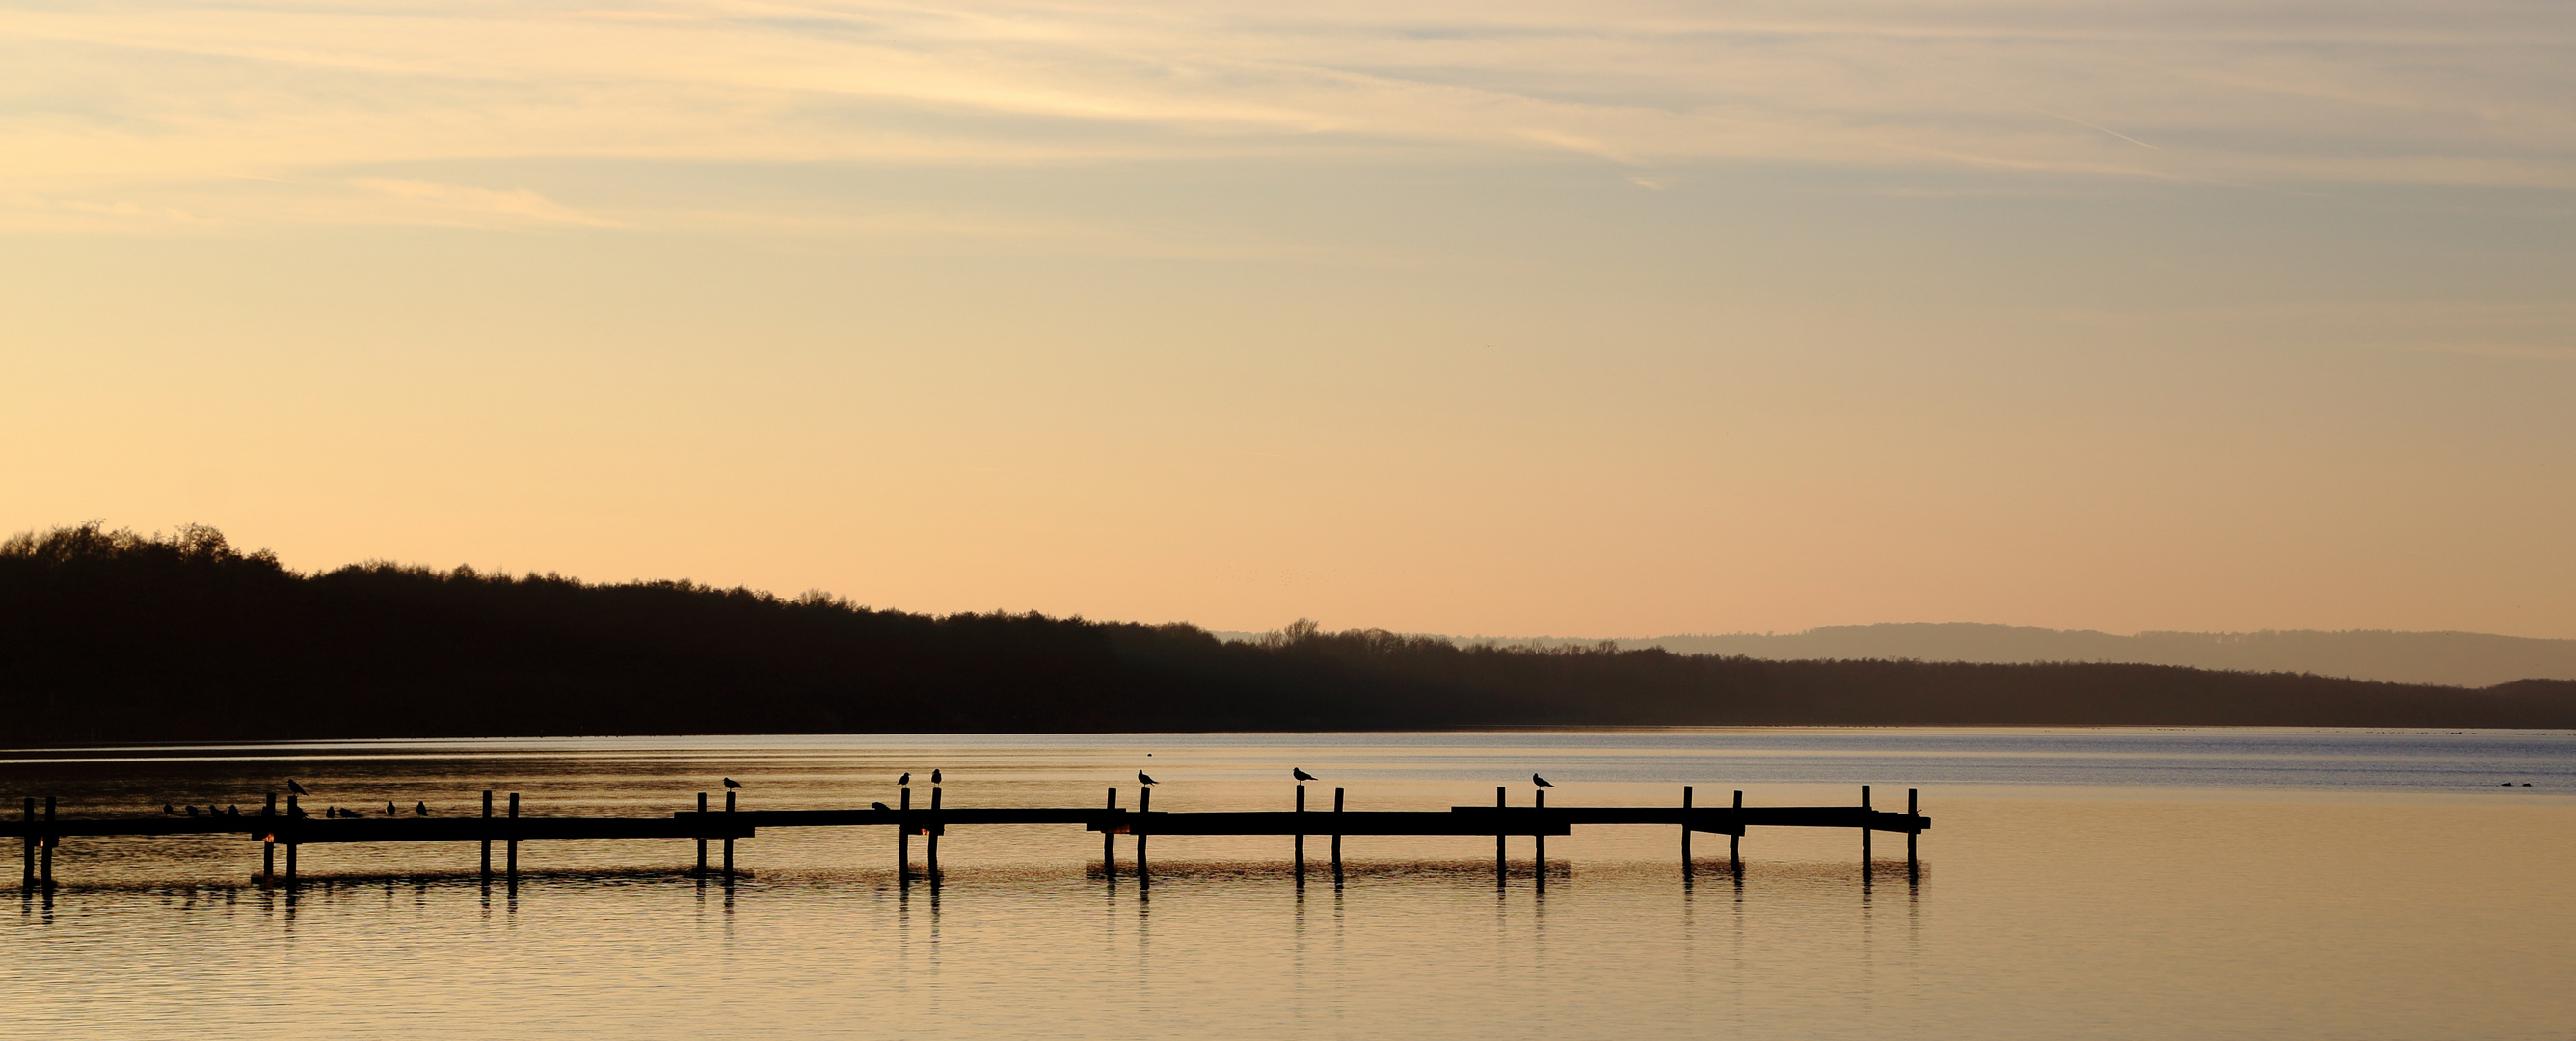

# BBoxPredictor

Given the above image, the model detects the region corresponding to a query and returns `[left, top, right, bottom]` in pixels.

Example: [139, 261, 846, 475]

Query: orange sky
[5, 0, 2571, 638]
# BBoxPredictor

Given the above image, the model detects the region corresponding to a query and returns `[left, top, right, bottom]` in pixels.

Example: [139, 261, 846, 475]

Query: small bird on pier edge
[1533, 774, 1553, 788]
[186, 805, 200, 816]
[1292, 768, 1317, 782]
[288, 805, 309, 818]
[723, 778, 744, 789]
[416, 801, 430, 815]
[163, 803, 178, 815]
[287, 779, 309, 796]
[898, 773, 910, 787]
[931, 769, 942, 785]
[1138, 771, 1157, 786]
[228, 806, 240, 817]
[385, 801, 398, 815]
[872, 802, 892, 811]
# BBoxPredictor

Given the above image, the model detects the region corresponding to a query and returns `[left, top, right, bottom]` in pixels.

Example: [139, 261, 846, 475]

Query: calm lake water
[5, 729, 2572, 1040]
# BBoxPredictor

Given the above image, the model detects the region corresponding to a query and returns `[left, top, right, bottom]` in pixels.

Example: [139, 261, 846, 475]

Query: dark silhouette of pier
[10, 786, 1928, 893]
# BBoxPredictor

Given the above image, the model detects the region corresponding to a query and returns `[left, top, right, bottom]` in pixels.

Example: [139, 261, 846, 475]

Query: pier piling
[262, 793, 277, 886]
[898, 787, 910, 882]
[1860, 786, 1871, 881]
[480, 791, 494, 883]
[1494, 787, 1506, 887]
[1681, 786, 1693, 883]
[282, 795, 296, 888]
[1136, 787, 1150, 883]
[927, 787, 942, 882]
[1293, 784, 1306, 885]
[1102, 788, 1117, 880]
[1730, 790, 1742, 875]
[508, 792, 522, 888]
[21, 797, 33, 890]
[1330, 787, 1344, 885]
[1907, 788, 1919, 880]
[696, 792, 709, 878]
[720, 790, 734, 883]
[1534, 788, 1547, 889]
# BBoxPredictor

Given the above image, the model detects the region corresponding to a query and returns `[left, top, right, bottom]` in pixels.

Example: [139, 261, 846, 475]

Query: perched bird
[1292, 768, 1317, 782]
[163, 803, 179, 815]
[1138, 771, 1158, 786]
[872, 802, 892, 812]
[287, 779, 309, 796]
[288, 805, 309, 818]
[723, 778, 744, 789]
[324, 807, 338, 818]
[931, 769, 942, 785]
[385, 801, 397, 816]
[228, 806, 240, 817]
[898, 773, 910, 787]
[415, 802, 430, 816]
[186, 805, 201, 817]
[1533, 774, 1554, 788]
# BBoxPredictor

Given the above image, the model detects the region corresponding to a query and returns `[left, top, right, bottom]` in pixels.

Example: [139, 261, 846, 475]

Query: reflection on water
[3, 729, 2571, 1040]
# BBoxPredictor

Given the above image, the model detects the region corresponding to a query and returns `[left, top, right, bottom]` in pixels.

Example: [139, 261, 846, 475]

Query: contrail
[2027, 105, 2159, 149]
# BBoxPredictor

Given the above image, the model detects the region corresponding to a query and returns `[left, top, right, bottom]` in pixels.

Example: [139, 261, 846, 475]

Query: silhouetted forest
[4, 524, 2570, 744]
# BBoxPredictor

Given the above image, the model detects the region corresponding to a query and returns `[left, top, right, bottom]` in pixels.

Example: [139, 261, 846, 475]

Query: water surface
[5, 729, 2570, 1039]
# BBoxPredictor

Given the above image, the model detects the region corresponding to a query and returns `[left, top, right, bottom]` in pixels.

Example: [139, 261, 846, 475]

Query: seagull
[1138, 771, 1158, 786]
[1533, 774, 1554, 788]
[930, 769, 942, 785]
[1292, 768, 1317, 782]
[723, 778, 744, 789]
[898, 773, 910, 787]
[287, 779, 309, 796]
[416, 801, 430, 815]
[872, 802, 892, 812]
[163, 803, 179, 815]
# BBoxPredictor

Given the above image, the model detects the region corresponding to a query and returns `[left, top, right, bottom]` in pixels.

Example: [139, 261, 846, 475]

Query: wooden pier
[10, 786, 1927, 892]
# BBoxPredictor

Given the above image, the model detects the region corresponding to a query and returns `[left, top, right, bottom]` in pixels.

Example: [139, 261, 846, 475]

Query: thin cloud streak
[2, 0, 2571, 227]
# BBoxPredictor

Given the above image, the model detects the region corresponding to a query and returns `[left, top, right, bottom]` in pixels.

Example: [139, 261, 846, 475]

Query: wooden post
[42, 796, 56, 890]
[898, 787, 910, 881]
[1135, 787, 1150, 883]
[926, 786, 941, 881]
[22, 797, 35, 890]
[281, 795, 295, 889]
[1907, 787, 1919, 881]
[262, 793, 277, 886]
[1730, 790, 1742, 874]
[1102, 788, 1117, 880]
[1534, 788, 1546, 888]
[508, 792, 522, 886]
[1330, 787, 1344, 885]
[1494, 786, 1506, 887]
[1293, 784, 1305, 885]
[1860, 785, 1872, 873]
[1681, 786, 1694, 883]
[721, 790, 735, 883]
[696, 792, 709, 878]
[480, 790, 494, 883]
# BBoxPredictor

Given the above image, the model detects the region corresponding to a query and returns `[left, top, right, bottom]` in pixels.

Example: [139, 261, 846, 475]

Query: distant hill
[7, 524, 2572, 743]
[1215, 624, 2576, 688]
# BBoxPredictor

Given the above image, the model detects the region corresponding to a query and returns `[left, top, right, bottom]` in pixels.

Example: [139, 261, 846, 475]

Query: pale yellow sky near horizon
[3, 0, 2572, 638]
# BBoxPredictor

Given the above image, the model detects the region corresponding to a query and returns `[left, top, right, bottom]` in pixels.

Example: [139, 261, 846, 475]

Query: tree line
[3, 523, 2568, 744]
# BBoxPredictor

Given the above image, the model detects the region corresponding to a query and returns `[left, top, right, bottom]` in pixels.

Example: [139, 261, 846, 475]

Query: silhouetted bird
[1293, 768, 1317, 782]
[385, 801, 397, 815]
[324, 807, 337, 818]
[416, 802, 430, 815]
[931, 769, 941, 785]
[1139, 771, 1158, 786]
[287, 779, 309, 796]
[872, 802, 892, 812]
[228, 806, 240, 817]
[723, 778, 744, 789]
[1533, 775, 1553, 788]
[163, 803, 178, 815]
[288, 805, 309, 818]
[186, 805, 201, 817]
[898, 773, 910, 787]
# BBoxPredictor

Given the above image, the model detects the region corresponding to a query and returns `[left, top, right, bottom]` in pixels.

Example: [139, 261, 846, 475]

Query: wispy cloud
[3, 0, 2570, 228]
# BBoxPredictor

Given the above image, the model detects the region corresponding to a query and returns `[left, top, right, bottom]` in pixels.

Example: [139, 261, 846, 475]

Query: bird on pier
[872, 802, 892, 812]
[186, 805, 201, 817]
[288, 804, 309, 818]
[1292, 768, 1317, 782]
[931, 769, 941, 785]
[385, 801, 398, 816]
[228, 806, 240, 817]
[416, 802, 430, 816]
[1533, 775, 1554, 788]
[898, 773, 910, 787]
[723, 778, 744, 789]
[323, 807, 337, 818]
[1138, 771, 1158, 786]
[287, 779, 309, 796]
[163, 803, 179, 815]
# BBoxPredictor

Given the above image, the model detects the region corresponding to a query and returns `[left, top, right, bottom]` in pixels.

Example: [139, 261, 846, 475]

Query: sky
[3, 0, 2572, 639]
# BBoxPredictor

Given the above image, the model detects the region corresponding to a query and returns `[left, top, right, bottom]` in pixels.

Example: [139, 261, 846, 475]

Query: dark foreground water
[4, 729, 2571, 1040]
